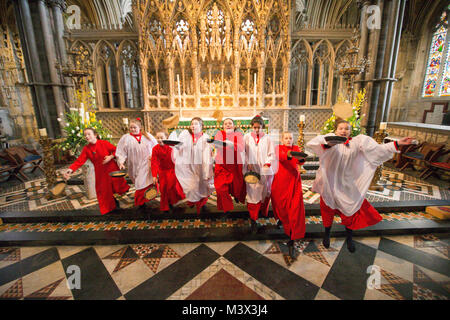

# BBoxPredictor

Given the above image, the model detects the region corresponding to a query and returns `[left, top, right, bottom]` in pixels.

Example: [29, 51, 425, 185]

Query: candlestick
[122, 118, 128, 125]
[379, 122, 387, 130]
[253, 73, 257, 115]
[299, 114, 305, 123]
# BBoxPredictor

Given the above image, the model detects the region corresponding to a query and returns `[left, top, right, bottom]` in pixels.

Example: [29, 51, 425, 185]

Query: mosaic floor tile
[0, 278, 23, 299]
[186, 268, 264, 300]
[21, 261, 67, 298]
[110, 259, 154, 296]
[314, 288, 341, 300]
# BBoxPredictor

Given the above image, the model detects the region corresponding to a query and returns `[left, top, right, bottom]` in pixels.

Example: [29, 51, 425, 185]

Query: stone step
[0, 213, 448, 247]
[0, 200, 448, 224]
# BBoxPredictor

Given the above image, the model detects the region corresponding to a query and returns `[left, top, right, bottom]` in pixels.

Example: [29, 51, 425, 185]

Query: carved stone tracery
[134, 0, 291, 111]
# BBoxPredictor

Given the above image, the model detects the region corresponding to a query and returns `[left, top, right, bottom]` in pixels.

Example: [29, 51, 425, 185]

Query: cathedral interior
[0, 0, 449, 302]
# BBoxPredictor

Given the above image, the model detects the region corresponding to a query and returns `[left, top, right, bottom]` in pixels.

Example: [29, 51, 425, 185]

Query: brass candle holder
[297, 121, 306, 174]
[297, 121, 305, 151]
[369, 128, 388, 191]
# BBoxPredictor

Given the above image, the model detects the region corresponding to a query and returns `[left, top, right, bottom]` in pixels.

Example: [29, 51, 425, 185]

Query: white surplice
[244, 132, 276, 204]
[306, 134, 399, 216]
[115, 132, 158, 190]
[172, 129, 214, 202]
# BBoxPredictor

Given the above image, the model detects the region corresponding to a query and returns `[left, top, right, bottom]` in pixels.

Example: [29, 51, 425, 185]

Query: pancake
[109, 170, 127, 177]
[244, 171, 260, 184]
[49, 182, 66, 197]
[144, 186, 159, 200]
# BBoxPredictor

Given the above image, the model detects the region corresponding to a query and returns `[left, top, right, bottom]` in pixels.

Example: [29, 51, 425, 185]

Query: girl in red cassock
[151, 130, 186, 213]
[271, 132, 306, 258]
[213, 118, 246, 213]
[63, 128, 129, 214]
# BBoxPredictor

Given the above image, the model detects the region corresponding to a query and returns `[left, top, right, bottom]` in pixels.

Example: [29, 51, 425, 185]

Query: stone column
[15, 0, 55, 137]
[38, 0, 66, 130]
[380, 0, 406, 122]
[49, 0, 71, 110]
[366, 0, 394, 136]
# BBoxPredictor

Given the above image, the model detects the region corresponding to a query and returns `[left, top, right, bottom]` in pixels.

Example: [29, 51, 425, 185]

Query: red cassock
[213, 131, 246, 213]
[271, 145, 306, 240]
[151, 144, 186, 211]
[69, 140, 130, 214]
[319, 197, 382, 230]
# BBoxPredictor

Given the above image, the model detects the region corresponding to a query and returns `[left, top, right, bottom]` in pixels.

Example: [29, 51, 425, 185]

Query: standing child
[172, 117, 213, 214]
[213, 118, 246, 213]
[116, 118, 158, 209]
[151, 130, 186, 213]
[307, 120, 414, 252]
[244, 115, 276, 233]
[63, 128, 129, 215]
[271, 132, 306, 258]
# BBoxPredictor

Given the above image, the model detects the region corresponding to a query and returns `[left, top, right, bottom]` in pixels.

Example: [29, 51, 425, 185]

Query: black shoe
[251, 220, 258, 234]
[347, 239, 355, 253]
[322, 227, 331, 248]
[288, 240, 295, 259]
[346, 227, 355, 253]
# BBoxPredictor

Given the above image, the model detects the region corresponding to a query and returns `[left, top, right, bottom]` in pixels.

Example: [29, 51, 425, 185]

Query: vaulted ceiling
[67, 0, 133, 29]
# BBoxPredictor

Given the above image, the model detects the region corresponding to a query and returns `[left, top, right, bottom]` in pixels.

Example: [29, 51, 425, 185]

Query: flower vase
[83, 159, 96, 199]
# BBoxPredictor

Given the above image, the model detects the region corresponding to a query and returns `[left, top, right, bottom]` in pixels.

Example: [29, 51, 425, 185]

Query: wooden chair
[422, 149, 450, 180]
[399, 142, 445, 176]
[4, 146, 44, 180]
[0, 152, 27, 182]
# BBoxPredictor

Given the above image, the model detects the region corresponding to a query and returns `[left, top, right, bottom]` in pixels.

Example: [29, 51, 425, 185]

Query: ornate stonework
[133, 0, 291, 112]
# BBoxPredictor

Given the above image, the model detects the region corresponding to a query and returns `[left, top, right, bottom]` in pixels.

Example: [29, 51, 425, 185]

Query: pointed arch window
[119, 42, 141, 109]
[423, 5, 450, 97]
[311, 42, 331, 106]
[96, 43, 120, 108]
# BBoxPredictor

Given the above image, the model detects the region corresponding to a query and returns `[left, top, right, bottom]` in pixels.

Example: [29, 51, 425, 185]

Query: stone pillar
[380, 0, 406, 122]
[366, 0, 394, 136]
[37, 0, 66, 130]
[14, 0, 55, 138]
[49, 0, 72, 110]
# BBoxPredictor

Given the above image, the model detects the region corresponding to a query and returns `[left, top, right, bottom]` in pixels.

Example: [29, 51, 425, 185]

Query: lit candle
[379, 122, 387, 130]
[39, 128, 47, 137]
[80, 103, 85, 123]
[122, 118, 128, 125]
[253, 73, 257, 115]
[299, 114, 305, 123]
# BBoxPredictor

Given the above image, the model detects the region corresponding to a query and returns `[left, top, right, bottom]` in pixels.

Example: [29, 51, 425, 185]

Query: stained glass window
[423, 5, 450, 97]
[440, 39, 450, 96]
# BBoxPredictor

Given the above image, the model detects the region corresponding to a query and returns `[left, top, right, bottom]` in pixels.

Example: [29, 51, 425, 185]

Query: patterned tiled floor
[0, 233, 448, 300]
[0, 211, 438, 233]
[0, 169, 448, 213]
